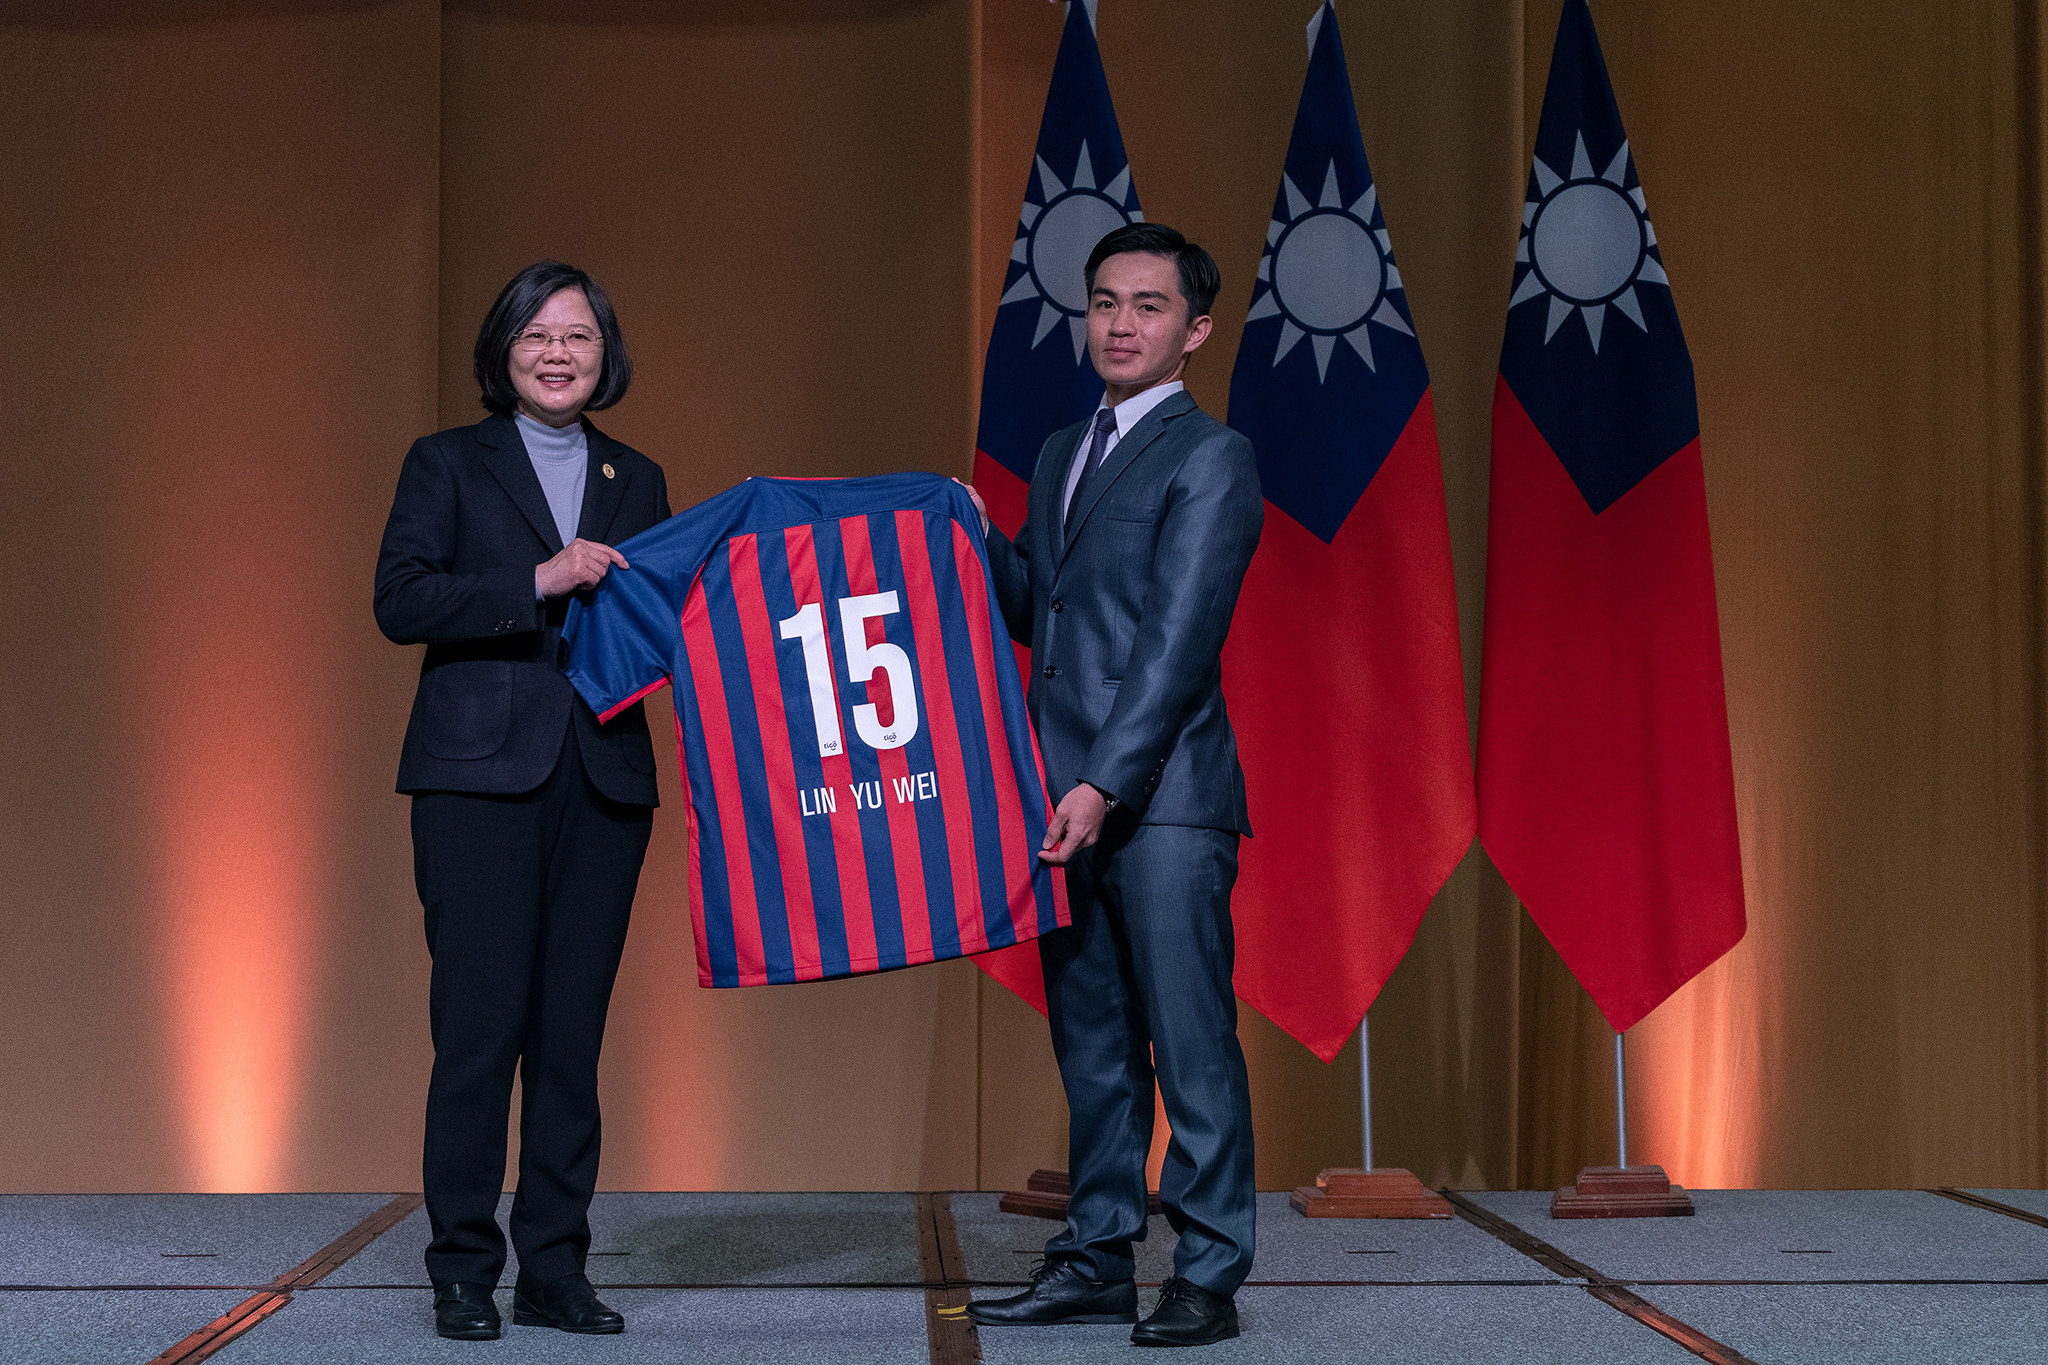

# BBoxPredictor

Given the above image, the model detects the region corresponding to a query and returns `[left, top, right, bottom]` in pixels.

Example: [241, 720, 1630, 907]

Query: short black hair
[474, 260, 633, 415]
[1083, 223, 1221, 320]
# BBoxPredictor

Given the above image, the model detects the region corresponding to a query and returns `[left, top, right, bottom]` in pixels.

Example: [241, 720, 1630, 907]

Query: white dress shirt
[1062, 381, 1185, 515]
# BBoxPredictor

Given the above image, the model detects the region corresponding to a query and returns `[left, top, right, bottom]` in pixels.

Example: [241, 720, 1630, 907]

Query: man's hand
[1040, 783, 1109, 865]
[536, 539, 629, 598]
[955, 478, 990, 536]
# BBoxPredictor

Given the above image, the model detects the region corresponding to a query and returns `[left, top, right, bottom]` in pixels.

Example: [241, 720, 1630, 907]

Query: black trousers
[1039, 823, 1256, 1296]
[411, 728, 652, 1290]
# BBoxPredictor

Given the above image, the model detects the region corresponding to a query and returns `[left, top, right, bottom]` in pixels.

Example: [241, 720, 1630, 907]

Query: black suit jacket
[987, 390, 1262, 834]
[375, 413, 672, 803]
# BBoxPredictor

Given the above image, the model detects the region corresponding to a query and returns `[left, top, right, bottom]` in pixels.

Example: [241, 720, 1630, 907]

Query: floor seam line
[1930, 1187, 2048, 1229]
[144, 1192, 423, 1364]
[1441, 1189, 1764, 1365]
[918, 1192, 982, 1365]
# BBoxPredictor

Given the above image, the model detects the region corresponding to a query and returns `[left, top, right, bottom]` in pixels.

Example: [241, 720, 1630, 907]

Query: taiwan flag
[971, 0, 1142, 1010]
[1222, 1, 1475, 1063]
[1477, 0, 1744, 1034]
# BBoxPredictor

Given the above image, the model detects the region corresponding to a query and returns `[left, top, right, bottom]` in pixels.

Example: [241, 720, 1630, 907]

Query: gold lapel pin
[602, 463, 616, 480]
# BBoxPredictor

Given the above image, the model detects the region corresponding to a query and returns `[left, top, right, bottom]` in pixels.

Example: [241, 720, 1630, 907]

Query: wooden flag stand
[1291, 1013, 1451, 1219]
[1292, 1166, 1452, 1218]
[1552, 1032, 1694, 1218]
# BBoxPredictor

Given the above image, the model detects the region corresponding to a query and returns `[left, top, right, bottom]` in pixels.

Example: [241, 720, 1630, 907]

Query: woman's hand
[536, 539, 628, 598]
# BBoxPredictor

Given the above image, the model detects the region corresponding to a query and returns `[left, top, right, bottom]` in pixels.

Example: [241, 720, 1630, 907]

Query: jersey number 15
[776, 594, 921, 757]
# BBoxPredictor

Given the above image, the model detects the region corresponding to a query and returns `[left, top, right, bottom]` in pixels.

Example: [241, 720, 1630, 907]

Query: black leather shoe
[964, 1259, 1138, 1326]
[432, 1282, 501, 1340]
[512, 1272, 625, 1334]
[1132, 1276, 1239, 1347]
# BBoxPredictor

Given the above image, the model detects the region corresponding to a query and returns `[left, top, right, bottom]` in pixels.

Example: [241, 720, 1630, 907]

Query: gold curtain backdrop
[0, 0, 2040, 1196]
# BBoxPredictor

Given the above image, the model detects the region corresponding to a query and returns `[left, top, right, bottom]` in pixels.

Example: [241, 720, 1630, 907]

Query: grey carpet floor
[0, 1288, 249, 1364]
[218, 1287, 929, 1364]
[952, 1191, 1554, 1285]
[328, 1192, 922, 1288]
[0, 1194, 396, 1287]
[8, 1189, 2047, 1361]
[1241, 1193, 1558, 1284]
[1969, 1188, 2048, 1221]
[1642, 1283, 2048, 1365]
[970, 1284, 1702, 1364]
[1465, 1188, 2048, 1281]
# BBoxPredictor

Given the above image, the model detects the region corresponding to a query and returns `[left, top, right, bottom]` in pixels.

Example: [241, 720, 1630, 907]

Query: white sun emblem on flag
[998, 139, 1142, 363]
[1511, 131, 1670, 354]
[1244, 161, 1415, 383]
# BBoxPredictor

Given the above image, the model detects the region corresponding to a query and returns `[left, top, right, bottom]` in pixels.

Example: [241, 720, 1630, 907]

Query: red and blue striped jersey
[563, 473, 1068, 987]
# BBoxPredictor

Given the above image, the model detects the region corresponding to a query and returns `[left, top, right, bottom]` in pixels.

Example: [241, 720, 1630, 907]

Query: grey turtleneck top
[517, 411, 589, 551]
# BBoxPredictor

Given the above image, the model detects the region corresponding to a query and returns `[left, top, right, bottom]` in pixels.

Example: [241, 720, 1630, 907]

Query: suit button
[1043, 665, 1057, 678]
[1051, 599, 1065, 613]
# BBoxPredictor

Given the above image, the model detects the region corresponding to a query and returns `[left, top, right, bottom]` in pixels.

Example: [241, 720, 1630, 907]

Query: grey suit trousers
[1038, 821, 1256, 1294]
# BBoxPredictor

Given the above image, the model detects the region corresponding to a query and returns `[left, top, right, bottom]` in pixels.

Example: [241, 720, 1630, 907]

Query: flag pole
[1613, 1030, 1628, 1169]
[1359, 1013, 1373, 1172]
[1491, 0, 1732, 1220]
[1553, 1019, 1692, 1216]
[1290, 1004, 1448, 1217]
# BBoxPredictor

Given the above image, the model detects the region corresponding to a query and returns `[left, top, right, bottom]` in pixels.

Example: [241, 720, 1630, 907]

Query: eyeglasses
[512, 327, 603, 355]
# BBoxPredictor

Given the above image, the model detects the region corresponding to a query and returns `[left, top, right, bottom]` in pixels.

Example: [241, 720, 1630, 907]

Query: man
[964, 223, 1263, 1348]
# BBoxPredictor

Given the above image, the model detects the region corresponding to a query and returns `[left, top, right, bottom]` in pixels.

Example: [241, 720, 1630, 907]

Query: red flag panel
[1478, 381, 1744, 1032]
[1228, 394, 1475, 1061]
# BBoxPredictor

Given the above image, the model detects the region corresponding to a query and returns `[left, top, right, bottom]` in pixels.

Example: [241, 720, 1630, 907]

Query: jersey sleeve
[564, 481, 759, 721]
[563, 547, 685, 722]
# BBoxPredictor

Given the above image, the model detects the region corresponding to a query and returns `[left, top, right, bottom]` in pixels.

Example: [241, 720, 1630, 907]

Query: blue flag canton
[974, 2, 1142, 484]
[1499, 0, 1698, 515]
[1225, 3, 1429, 544]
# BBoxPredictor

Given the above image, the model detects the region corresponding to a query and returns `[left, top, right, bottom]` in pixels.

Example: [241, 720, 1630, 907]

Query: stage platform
[1, 1187, 2042, 1363]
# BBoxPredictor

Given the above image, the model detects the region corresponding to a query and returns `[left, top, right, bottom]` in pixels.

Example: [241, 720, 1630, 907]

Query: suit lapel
[576, 419, 630, 544]
[478, 414, 564, 555]
[1058, 389, 1195, 570]
[1042, 423, 1087, 560]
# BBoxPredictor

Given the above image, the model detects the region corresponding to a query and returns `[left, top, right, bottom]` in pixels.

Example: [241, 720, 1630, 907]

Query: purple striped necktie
[1066, 406, 1121, 522]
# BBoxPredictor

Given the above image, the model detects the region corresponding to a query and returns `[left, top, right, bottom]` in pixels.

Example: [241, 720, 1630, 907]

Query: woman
[374, 261, 671, 1341]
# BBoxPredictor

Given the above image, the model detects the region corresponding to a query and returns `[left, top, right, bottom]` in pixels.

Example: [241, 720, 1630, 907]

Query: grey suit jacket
[987, 389, 1262, 834]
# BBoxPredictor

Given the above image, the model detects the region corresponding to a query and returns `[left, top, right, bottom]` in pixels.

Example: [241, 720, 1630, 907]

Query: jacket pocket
[418, 659, 513, 761]
[609, 702, 657, 773]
